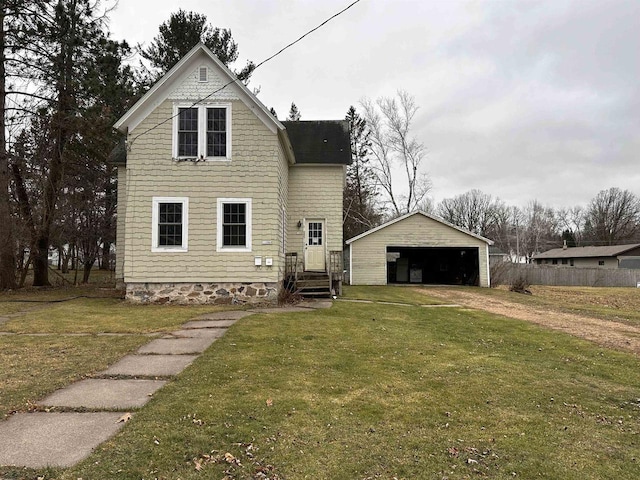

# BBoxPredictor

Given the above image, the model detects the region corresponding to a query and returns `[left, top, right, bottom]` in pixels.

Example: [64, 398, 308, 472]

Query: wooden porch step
[296, 279, 330, 288]
[285, 272, 332, 298]
[299, 288, 331, 297]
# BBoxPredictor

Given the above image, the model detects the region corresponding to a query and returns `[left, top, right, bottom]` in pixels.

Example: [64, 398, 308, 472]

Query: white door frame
[304, 218, 326, 271]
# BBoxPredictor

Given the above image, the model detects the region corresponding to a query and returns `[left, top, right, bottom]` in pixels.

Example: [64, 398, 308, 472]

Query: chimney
[563, 240, 567, 250]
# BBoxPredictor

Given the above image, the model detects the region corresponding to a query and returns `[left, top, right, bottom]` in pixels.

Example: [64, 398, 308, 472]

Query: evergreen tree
[9, 0, 131, 286]
[287, 102, 301, 121]
[141, 9, 254, 81]
[561, 229, 577, 247]
[343, 105, 380, 239]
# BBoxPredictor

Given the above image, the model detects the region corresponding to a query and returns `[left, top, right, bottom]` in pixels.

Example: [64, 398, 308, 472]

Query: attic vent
[198, 66, 208, 82]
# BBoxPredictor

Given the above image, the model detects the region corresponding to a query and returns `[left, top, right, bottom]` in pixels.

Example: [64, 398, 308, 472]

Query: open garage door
[387, 246, 480, 286]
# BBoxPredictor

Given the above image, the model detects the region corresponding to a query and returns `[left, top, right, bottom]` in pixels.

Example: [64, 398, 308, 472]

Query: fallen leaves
[116, 412, 132, 423]
[192, 443, 282, 479]
[447, 444, 500, 476]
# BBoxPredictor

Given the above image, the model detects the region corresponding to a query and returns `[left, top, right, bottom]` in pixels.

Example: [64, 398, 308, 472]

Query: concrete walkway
[0, 301, 330, 469]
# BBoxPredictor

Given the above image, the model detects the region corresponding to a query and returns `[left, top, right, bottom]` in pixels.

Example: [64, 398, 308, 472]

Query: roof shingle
[282, 120, 351, 165]
[534, 244, 640, 259]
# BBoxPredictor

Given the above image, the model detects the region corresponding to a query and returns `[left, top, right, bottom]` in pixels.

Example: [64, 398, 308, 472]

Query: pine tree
[343, 105, 380, 239]
[287, 102, 301, 121]
[8, 0, 131, 286]
[141, 9, 254, 81]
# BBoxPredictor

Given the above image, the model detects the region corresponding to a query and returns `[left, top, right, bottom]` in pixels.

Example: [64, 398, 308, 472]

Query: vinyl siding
[123, 99, 283, 283]
[115, 166, 126, 283]
[276, 142, 289, 264]
[573, 257, 618, 268]
[350, 214, 490, 287]
[287, 165, 344, 270]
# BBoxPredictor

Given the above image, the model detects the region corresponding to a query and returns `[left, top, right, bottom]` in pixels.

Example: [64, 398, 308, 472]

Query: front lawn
[342, 284, 444, 305]
[57, 296, 639, 479]
[0, 335, 150, 419]
[0, 296, 232, 335]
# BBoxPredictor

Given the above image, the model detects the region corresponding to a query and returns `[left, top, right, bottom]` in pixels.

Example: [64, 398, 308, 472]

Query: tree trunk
[0, 6, 17, 290]
[32, 236, 51, 286]
[61, 246, 70, 273]
[100, 241, 110, 270]
[82, 260, 93, 283]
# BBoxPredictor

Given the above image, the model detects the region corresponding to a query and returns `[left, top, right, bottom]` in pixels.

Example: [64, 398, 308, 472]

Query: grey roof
[534, 243, 640, 259]
[282, 120, 351, 165]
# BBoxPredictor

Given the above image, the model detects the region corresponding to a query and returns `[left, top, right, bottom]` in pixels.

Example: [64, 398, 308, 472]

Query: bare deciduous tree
[557, 206, 585, 246]
[437, 189, 503, 237]
[583, 187, 640, 245]
[361, 91, 430, 217]
[519, 201, 559, 262]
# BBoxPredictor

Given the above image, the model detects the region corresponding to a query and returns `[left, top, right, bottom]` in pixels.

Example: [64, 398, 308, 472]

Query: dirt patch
[422, 287, 640, 355]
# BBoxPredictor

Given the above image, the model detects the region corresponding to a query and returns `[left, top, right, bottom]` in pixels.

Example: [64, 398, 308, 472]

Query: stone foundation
[125, 282, 279, 305]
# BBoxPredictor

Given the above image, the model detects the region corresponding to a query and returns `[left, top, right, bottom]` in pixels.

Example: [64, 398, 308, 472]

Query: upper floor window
[152, 197, 189, 252]
[173, 104, 231, 160]
[178, 108, 198, 157]
[207, 108, 227, 157]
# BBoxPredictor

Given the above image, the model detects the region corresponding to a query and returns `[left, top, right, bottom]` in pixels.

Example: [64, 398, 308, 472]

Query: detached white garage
[346, 211, 493, 287]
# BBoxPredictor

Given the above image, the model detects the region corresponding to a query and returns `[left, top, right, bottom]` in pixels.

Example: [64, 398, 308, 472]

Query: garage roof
[533, 243, 640, 259]
[346, 210, 494, 245]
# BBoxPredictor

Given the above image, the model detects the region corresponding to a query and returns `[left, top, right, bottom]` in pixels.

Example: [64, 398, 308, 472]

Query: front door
[305, 220, 325, 271]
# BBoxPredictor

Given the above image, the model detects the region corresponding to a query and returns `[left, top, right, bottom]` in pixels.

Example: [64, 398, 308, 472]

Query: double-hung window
[207, 108, 227, 157]
[217, 198, 252, 252]
[152, 197, 189, 252]
[174, 104, 231, 160]
[177, 108, 198, 157]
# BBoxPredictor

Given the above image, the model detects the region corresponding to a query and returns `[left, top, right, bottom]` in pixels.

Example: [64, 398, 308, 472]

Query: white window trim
[217, 198, 252, 253]
[172, 102, 232, 161]
[152, 196, 189, 252]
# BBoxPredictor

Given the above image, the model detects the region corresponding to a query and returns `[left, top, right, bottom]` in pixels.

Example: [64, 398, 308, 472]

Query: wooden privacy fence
[495, 264, 640, 287]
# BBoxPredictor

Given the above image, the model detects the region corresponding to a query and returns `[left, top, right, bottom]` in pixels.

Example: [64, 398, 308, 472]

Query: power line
[128, 0, 362, 149]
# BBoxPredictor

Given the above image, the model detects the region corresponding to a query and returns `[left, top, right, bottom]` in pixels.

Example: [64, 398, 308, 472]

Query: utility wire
[129, 0, 362, 149]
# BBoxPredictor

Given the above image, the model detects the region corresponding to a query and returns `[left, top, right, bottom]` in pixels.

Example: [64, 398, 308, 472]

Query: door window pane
[308, 222, 322, 246]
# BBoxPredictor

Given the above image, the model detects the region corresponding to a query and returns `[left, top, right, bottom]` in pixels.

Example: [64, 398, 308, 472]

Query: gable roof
[533, 243, 640, 259]
[346, 210, 494, 245]
[113, 43, 284, 136]
[282, 120, 351, 165]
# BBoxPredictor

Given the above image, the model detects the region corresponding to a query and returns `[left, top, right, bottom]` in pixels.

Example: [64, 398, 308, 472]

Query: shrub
[509, 275, 532, 295]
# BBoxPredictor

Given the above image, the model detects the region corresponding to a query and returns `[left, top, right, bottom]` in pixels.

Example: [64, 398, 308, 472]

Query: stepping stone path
[0, 300, 331, 470]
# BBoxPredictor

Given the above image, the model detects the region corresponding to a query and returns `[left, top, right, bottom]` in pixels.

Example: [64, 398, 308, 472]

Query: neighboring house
[346, 211, 493, 287]
[111, 44, 350, 304]
[488, 246, 509, 266]
[533, 244, 640, 269]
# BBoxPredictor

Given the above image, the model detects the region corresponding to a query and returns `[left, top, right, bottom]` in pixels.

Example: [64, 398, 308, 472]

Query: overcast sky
[108, 0, 639, 210]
